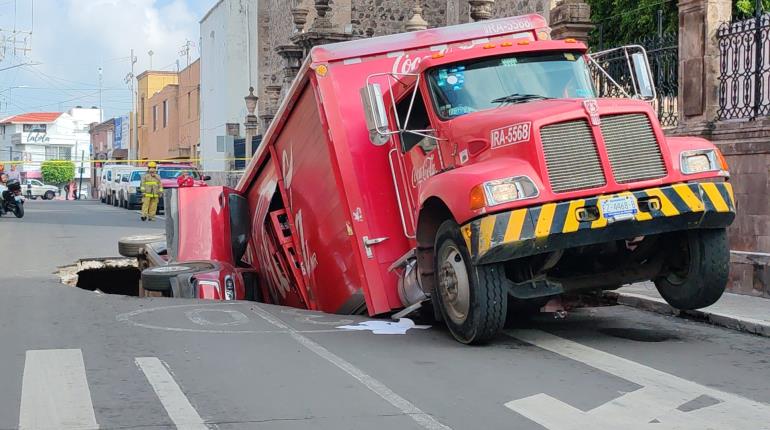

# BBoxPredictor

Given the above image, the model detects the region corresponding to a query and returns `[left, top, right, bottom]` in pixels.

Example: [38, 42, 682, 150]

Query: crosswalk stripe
[19, 349, 99, 430]
[135, 357, 208, 430]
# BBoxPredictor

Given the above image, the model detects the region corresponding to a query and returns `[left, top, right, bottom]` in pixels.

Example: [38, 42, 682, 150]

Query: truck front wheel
[434, 220, 507, 344]
[654, 228, 729, 310]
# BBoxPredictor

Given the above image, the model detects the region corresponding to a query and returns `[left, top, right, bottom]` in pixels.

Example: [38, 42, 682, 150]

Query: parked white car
[117, 167, 147, 209]
[22, 179, 58, 200]
[100, 165, 133, 205]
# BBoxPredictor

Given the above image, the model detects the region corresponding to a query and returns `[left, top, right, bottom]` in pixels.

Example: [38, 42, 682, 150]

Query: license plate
[599, 195, 638, 221]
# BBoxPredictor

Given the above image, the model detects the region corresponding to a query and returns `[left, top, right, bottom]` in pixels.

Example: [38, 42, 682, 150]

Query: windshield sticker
[564, 52, 576, 61]
[491, 122, 532, 149]
[576, 88, 592, 98]
[501, 58, 518, 67]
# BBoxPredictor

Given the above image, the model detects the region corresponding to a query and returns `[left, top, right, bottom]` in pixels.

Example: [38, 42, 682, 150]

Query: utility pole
[78, 149, 85, 200]
[148, 50, 154, 70]
[129, 49, 138, 162]
[179, 39, 194, 68]
[97, 66, 103, 122]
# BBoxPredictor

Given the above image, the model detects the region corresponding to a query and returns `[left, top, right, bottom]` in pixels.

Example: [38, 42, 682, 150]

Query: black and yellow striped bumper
[461, 182, 735, 265]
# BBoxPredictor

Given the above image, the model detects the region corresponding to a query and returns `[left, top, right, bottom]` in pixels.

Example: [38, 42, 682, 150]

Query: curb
[602, 291, 770, 338]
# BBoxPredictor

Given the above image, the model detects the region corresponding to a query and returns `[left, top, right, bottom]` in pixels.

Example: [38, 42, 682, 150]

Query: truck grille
[601, 114, 666, 183]
[540, 120, 606, 193]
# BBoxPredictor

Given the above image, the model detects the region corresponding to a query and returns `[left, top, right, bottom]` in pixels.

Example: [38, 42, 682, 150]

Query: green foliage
[734, 0, 770, 18]
[40, 161, 75, 185]
[586, 0, 679, 48]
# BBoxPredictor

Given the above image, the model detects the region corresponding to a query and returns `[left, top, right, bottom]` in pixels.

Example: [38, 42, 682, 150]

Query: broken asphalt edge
[602, 291, 770, 338]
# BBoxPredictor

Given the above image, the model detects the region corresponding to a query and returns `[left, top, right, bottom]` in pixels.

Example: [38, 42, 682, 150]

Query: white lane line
[505, 329, 770, 429]
[19, 349, 99, 430]
[135, 357, 208, 430]
[250, 306, 452, 430]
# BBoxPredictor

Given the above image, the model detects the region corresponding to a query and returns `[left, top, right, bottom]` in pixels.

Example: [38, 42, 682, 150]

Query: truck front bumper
[462, 182, 735, 265]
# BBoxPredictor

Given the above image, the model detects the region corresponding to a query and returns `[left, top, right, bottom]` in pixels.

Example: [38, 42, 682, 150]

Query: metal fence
[717, 13, 770, 120]
[592, 32, 679, 128]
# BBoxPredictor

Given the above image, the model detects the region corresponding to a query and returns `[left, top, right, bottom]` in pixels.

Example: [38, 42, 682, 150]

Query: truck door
[388, 86, 440, 239]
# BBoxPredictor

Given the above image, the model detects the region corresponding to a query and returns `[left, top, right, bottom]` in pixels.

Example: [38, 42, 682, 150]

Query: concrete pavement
[1, 200, 769, 430]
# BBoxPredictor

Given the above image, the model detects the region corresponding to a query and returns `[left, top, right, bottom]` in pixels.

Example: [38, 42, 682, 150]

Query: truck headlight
[470, 176, 539, 209]
[129, 186, 137, 193]
[681, 149, 727, 175]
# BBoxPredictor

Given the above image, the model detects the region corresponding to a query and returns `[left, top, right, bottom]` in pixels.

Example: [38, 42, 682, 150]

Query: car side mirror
[203, 175, 211, 181]
[360, 83, 391, 146]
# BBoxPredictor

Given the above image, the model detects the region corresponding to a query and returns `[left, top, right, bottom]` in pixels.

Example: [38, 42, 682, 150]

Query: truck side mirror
[632, 52, 655, 100]
[360, 84, 391, 146]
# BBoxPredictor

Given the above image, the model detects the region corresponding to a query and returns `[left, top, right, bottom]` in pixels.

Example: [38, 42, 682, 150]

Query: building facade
[143, 59, 201, 161]
[199, 0, 259, 172]
[0, 107, 100, 181]
[256, 0, 557, 128]
[137, 70, 178, 160]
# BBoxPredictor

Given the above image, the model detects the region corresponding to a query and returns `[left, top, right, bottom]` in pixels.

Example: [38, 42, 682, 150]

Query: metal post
[753, 0, 763, 119]
[78, 150, 85, 200]
[657, 9, 663, 39]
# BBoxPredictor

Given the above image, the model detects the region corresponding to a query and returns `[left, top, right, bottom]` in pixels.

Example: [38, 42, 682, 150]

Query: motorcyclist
[140, 161, 163, 221]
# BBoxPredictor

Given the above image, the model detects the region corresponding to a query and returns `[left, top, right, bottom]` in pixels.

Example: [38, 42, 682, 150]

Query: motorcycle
[0, 179, 25, 218]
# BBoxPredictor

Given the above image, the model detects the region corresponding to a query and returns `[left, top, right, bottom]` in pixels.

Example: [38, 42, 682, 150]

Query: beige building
[140, 60, 200, 161]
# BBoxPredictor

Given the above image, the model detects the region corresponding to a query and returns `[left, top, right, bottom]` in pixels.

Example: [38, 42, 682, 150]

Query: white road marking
[250, 305, 452, 430]
[185, 308, 249, 327]
[505, 329, 770, 429]
[19, 349, 99, 430]
[337, 318, 431, 334]
[135, 357, 208, 430]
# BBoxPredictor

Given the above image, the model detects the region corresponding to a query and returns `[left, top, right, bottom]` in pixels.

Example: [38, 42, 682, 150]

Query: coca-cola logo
[412, 155, 437, 186]
[392, 53, 423, 75]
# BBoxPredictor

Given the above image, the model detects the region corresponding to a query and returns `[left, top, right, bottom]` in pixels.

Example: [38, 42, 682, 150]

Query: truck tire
[433, 220, 507, 344]
[118, 234, 166, 257]
[654, 228, 729, 310]
[44, 190, 55, 200]
[141, 262, 216, 293]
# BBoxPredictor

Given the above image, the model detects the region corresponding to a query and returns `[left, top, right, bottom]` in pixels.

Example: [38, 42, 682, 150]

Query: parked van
[100, 165, 134, 205]
[117, 167, 147, 209]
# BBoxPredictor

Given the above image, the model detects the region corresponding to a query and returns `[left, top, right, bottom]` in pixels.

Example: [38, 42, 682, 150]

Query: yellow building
[136, 71, 178, 160]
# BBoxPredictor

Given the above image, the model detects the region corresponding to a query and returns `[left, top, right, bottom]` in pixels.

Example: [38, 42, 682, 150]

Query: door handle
[363, 236, 388, 259]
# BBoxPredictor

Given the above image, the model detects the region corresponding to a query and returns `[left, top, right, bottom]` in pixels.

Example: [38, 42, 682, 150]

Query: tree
[734, 0, 770, 19]
[41, 161, 75, 185]
[586, 0, 679, 49]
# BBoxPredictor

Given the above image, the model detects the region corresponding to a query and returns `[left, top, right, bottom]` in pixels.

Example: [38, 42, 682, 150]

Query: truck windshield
[427, 51, 596, 119]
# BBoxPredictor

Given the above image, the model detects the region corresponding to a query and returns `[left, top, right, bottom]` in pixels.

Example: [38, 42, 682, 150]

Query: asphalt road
[1, 200, 769, 430]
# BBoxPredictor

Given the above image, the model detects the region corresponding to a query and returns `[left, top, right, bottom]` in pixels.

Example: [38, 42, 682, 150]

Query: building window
[152, 105, 157, 131]
[187, 92, 191, 119]
[163, 100, 168, 128]
[23, 124, 46, 132]
[141, 97, 145, 125]
[45, 145, 72, 161]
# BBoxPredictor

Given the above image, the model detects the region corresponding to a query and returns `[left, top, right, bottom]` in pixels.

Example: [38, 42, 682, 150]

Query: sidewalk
[605, 282, 770, 337]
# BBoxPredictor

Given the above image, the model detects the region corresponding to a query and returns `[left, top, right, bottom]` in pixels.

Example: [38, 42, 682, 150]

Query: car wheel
[141, 262, 216, 293]
[44, 191, 55, 200]
[654, 229, 729, 310]
[118, 234, 166, 257]
[433, 220, 507, 344]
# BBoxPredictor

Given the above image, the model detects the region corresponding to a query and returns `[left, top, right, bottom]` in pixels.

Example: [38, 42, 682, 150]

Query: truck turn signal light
[470, 185, 486, 210]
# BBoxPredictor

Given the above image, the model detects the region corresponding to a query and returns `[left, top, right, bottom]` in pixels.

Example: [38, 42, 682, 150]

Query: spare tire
[141, 262, 216, 293]
[118, 234, 166, 257]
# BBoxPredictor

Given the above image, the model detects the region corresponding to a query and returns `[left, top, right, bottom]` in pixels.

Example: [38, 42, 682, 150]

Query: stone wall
[256, 0, 556, 125]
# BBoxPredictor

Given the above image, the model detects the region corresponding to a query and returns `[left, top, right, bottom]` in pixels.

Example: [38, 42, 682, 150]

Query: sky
[0, 0, 212, 120]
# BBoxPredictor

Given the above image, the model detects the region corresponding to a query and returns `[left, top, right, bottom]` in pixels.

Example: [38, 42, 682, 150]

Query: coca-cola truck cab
[146, 14, 735, 344]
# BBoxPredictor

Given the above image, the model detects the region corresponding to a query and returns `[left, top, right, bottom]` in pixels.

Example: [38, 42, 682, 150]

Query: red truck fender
[417, 157, 544, 228]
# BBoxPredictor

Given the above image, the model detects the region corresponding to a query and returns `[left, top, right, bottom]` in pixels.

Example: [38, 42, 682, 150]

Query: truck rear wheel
[654, 228, 729, 310]
[434, 220, 507, 344]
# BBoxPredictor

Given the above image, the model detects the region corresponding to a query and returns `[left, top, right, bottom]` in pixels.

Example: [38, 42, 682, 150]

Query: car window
[130, 171, 144, 181]
[158, 168, 200, 179]
[107, 171, 112, 180]
[31, 180, 42, 186]
[122, 175, 129, 182]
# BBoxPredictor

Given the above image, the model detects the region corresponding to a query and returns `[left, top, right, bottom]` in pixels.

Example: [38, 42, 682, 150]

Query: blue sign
[114, 117, 123, 149]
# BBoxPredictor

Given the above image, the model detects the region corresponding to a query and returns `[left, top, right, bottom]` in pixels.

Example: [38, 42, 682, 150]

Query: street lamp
[243, 87, 259, 170]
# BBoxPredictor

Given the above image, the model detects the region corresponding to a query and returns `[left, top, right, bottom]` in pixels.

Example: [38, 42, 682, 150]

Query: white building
[199, 0, 258, 172]
[0, 107, 101, 180]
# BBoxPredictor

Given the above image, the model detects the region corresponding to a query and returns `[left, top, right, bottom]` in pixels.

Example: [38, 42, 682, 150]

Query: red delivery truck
[140, 14, 735, 344]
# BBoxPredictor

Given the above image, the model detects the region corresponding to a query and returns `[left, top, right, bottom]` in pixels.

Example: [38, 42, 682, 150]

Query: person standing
[176, 170, 194, 188]
[140, 162, 163, 221]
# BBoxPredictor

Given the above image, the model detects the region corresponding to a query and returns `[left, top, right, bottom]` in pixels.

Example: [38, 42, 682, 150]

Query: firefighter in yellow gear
[140, 162, 163, 221]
